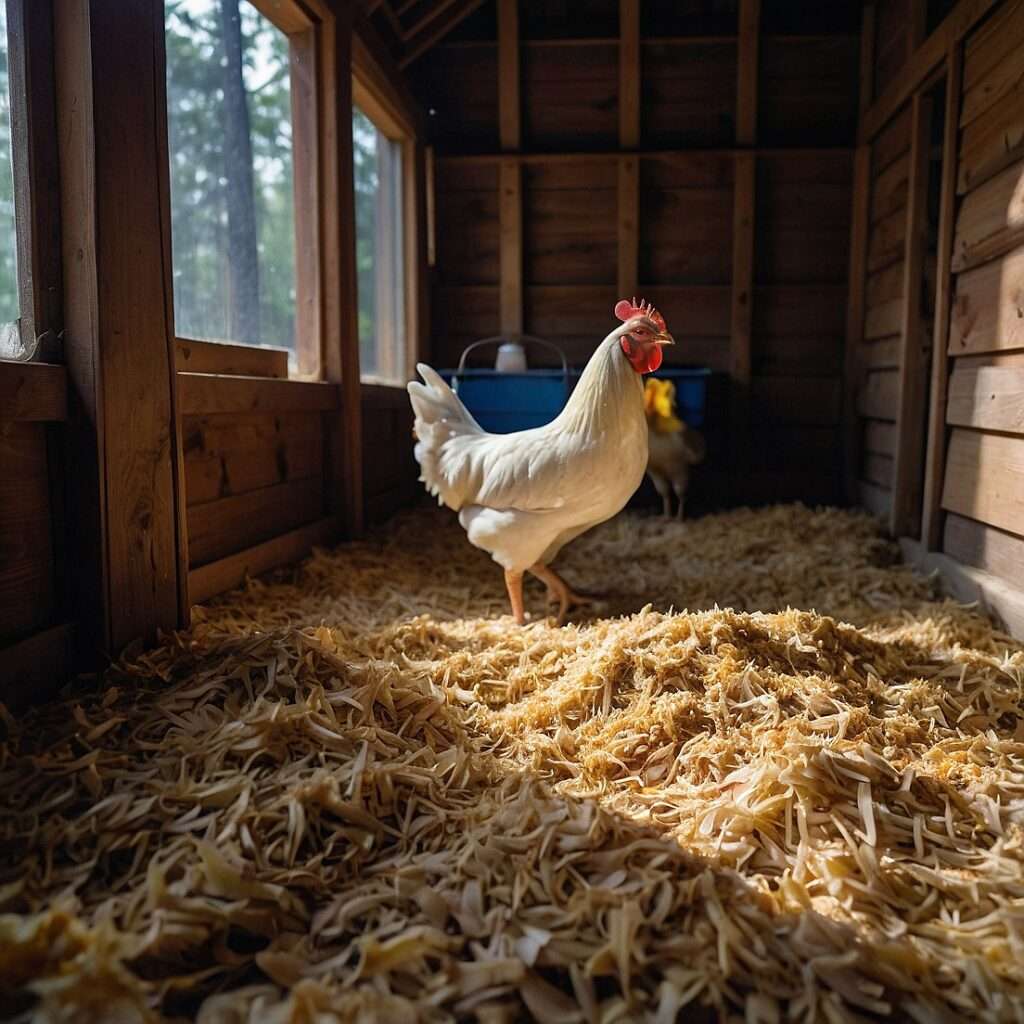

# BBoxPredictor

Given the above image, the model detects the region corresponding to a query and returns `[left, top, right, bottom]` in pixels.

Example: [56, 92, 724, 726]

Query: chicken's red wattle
[620, 335, 664, 374]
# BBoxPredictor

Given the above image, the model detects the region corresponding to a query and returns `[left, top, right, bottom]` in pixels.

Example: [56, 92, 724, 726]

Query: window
[165, 0, 304, 370]
[353, 104, 407, 384]
[0, 3, 20, 359]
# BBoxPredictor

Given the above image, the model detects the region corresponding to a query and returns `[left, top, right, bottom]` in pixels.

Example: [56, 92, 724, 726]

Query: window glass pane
[0, 2, 21, 358]
[353, 105, 405, 383]
[165, 0, 297, 364]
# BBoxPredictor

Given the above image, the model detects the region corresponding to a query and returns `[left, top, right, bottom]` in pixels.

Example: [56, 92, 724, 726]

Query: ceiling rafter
[358, 0, 490, 70]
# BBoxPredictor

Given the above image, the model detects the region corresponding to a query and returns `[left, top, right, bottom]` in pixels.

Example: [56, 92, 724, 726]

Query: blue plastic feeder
[442, 336, 711, 434]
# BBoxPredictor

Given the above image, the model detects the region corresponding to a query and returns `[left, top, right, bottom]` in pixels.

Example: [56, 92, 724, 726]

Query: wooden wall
[411, 0, 861, 507]
[362, 385, 421, 522]
[939, 0, 1024, 593]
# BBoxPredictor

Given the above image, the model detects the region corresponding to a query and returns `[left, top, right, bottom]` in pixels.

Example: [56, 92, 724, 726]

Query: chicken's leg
[528, 563, 592, 626]
[504, 569, 526, 625]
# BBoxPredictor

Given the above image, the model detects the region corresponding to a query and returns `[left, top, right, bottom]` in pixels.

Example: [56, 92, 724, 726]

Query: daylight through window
[354, 105, 406, 383]
[165, 0, 298, 364]
[0, 3, 21, 359]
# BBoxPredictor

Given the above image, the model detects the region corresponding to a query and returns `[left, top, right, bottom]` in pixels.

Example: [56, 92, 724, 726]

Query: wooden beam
[398, 0, 487, 69]
[891, 93, 933, 538]
[498, 0, 519, 150]
[619, 0, 640, 148]
[859, 4, 876, 116]
[400, 0, 458, 43]
[843, 145, 872, 504]
[188, 517, 338, 605]
[499, 159, 523, 337]
[617, 157, 639, 299]
[921, 44, 963, 550]
[436, 146, 856, 167]
[54, 0, 186, 656]
[860, 0, 998, 142]
[178, 373, 340, 416]
[729, 152, 756, 492]
[0, 361, 67, 421]
[322, 2, 364, 537]
[736, 0, 760, 145]
[174, 338, 289, 378]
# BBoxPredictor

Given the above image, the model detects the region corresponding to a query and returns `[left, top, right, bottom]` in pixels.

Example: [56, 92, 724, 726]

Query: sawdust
[1, 503, 1023, 1022]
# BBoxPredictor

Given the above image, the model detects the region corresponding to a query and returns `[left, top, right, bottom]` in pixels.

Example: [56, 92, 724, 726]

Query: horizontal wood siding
[362, 385, 420, 522]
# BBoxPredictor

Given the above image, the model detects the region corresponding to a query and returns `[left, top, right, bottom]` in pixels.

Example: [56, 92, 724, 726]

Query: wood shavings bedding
[1, 503, 1023, 1023]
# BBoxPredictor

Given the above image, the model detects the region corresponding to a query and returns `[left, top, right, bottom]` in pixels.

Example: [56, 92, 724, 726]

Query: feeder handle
[456, 335, 569, 377]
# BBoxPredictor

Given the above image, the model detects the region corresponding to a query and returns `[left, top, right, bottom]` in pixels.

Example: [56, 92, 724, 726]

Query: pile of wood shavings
[2, 503, 1023, 1023]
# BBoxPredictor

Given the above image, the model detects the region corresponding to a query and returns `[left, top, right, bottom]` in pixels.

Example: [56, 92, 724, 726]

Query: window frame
[352, 37, 419, 386]
[166, 0, 323, 379]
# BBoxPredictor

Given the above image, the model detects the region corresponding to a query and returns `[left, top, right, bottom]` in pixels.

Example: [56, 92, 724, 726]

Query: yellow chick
[643, 378, 706, 520]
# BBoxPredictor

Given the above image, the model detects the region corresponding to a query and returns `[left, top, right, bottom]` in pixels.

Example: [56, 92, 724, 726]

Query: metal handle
[455, 335, 569, 378]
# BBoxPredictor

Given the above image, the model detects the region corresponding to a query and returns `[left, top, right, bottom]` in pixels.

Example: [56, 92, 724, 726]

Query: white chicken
[408, 299, 675, 624]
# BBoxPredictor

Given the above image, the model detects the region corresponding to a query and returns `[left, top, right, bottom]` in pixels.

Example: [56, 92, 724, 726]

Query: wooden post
[730, 0, 759, 493]
[53, 0, 186, 655]
[321, 2, 364, 536]
[921, 44, 963, 550]
[617, 0, 640, 300]
[891, 92, 933, 538]
[844, 4, 876, 504]
[497, 0, 521, 337]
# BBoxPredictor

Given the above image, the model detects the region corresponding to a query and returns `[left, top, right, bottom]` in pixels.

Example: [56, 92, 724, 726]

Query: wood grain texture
[499, 159, 523, 335]
[951, 158, 1024, 272]
[187, 475, 325, 568]
[618, 0, 639, 148]
[617, 157, 638, 297]
[870, 151, 909, 224]
[178, 374, 340, 415]
[188, 516, 338, 605]
[946, 364, 1024, 433]
[868, 206, 908, 271]
[943, 512, 1024, 587]
[958, 75, 1024, 194]
[865, 298, 903, 339]
[960, 0, 1024, 127]
[949, 243, 1024, 355]
[497, 0, 519, 150]
[730, 152, 756, 478]
[735, 0, 759, 145]
[0, 422, 55, 646]
[174, 339, 289, 378]
[0, 362, 67, 421]
[941, 429, 1024, 536]
[858, 369, 900, 420]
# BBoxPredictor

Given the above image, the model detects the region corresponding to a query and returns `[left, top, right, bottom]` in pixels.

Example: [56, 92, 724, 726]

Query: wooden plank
[946, 364, 1024, 433]
[187, 476, 325, 568]
[901, 535, 1024, 639]
[618, 0, 639, 148]
[863, 338, 902, 368]
[958, 82, 1024, 195]
[870, 151, 909, 224]
[0, 422, 55, 646]
[867, 206, 907, 271]
[843, 8, 878, 505]
[188, 517, 338, 605]
[943, 512, 1024, 588]
[942, 429, 1024, 536]
[730, 152, 756, 483]
[499, 159, 523, 336]
[866, 260, 905, 306]
[865, 297, 903, 339]
[0, 362, 67, 421]
[864, 451, 894, 487]
[750, 376, 842, 426]
[858, 369, 900, 419]
[949, 243, 1024, 355]
[951, 158, 1024, 272]
[0, 623, 74, 714]
[873, 105, 913, 173]
[860, 0, 998, 142]
[174, 339, 289, 378]
[323, 3, 363, 539]
[865, 419, 897, 455]
[960, 0, 1024, 127]
[497, 0, 519, 150]
[178, 374, 340, 416]
[399, 0, 488, 69]
[736, 0, 760, 146]
[859, 479, 893, 518]
[617, 157, 638, 298]
[891, 93, 933, 538]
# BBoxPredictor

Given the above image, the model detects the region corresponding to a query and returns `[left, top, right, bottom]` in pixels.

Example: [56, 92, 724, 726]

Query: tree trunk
[218, 0, 260, 345]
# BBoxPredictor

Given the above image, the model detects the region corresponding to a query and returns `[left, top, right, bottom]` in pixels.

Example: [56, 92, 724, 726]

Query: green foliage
[165, 0, 296, 353]
[0, 3, 19, 332]
[353, 107, 379, 374]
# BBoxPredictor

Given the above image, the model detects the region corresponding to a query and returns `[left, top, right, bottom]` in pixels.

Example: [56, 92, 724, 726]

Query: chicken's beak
[654, 331, 675, 346]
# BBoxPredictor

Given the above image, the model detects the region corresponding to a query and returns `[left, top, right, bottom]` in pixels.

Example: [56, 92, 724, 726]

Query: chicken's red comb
[615, 297, 666, 333]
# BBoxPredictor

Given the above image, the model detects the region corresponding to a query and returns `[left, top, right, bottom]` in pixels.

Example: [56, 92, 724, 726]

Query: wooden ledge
[178, 373, 341, 416]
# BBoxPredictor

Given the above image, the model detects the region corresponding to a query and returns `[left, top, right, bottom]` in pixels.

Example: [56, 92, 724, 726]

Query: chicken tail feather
[407, 363, 483, 507]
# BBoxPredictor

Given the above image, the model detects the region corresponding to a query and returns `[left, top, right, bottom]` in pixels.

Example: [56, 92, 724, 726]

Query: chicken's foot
[528, 563, 592, 626]
[504, 569, 527, 625]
